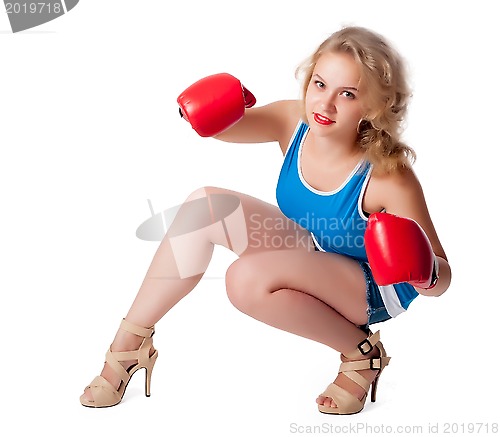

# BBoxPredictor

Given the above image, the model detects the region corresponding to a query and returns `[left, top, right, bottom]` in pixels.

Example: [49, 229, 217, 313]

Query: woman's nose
[320, 93, 337, 113]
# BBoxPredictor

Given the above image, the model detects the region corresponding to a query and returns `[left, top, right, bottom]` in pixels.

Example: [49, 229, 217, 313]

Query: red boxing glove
[364, 212, 439, 289]
[177, 73, 256, 137]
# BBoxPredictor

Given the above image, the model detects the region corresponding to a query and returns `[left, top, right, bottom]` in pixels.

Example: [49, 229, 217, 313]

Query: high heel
[317, 330, 390, 415]
[80, 319, 158, 408]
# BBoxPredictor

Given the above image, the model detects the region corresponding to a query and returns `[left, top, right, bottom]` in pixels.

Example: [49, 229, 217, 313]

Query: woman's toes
[320, 396, 335, 408]
[316, 395, 337, 408]
[326, 397, 337, 408]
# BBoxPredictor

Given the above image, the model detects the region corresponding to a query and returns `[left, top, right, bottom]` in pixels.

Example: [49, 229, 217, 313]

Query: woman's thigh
[170, 185, 316, 256]
[227, 249, 369, 326]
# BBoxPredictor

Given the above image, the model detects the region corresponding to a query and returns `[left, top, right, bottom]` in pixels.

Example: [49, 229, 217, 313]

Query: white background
[1, 1, 498, 436]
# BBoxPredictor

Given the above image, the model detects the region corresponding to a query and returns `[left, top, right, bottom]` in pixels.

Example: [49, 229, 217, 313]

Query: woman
[80, 26, 451, 415]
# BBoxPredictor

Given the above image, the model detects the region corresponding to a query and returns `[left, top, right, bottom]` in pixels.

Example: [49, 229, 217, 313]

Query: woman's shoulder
[371, 165, 422, 195]
[365, 164, 423, 212]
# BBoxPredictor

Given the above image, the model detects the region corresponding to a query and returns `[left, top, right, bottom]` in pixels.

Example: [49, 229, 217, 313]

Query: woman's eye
[314, 80, 325, 88]
[341, 90, 355, 99]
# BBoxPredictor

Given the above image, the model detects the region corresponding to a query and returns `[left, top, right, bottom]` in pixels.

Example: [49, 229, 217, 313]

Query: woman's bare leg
[82, 184, 377, 409]
[82, 185, 314, 401]
[225, 249, 379, 409]
[124, 185, 314, 325]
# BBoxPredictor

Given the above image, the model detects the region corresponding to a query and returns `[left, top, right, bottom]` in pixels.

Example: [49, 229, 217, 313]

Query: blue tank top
[276, 121, 418, 317]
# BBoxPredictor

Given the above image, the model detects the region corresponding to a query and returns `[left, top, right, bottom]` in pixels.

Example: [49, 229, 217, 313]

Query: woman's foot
[316, 346, 380, 409]
[316, 330, 391, 414]
[81, 324, 156, 404]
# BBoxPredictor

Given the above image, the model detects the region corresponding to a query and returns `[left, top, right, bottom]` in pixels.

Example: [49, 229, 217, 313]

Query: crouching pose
[80, 26, 451, 415]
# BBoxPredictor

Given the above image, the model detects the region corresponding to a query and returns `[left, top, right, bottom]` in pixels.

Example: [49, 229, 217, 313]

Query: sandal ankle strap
[340, 356, 391, 373]
[343, 330, 381, 360]
[120, 319, 155, 338]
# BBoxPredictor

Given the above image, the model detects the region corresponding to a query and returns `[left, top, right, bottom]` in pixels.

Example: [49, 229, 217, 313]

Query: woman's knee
[225, 257, 264, 312]
[171, 186, 245, 249]
[184, 186, 220, 201]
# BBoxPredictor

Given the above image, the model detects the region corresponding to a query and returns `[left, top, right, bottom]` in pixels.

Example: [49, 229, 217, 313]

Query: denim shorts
[356, 260, 391, 326]
[312, 240, 392, 326]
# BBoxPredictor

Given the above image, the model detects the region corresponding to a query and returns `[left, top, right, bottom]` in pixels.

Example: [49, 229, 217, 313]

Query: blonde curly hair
[296, 26, 416, 175]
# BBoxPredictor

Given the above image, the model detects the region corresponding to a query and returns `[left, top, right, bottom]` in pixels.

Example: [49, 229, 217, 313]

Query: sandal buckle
[357, 338, 374, 355]
[370, 358, 382, 370]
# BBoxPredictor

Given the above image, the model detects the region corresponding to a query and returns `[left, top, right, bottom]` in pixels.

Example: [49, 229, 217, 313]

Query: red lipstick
[313, 112, 334, 126]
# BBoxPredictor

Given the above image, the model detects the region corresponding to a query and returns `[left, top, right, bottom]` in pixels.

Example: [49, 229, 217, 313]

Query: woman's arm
[214, 100, 301, 153]
[379, 167, 452, 296]
[177, 73, 301, 152]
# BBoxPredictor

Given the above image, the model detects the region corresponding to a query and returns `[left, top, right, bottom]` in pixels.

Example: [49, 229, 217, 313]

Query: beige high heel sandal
[80, 319, 158, 408]
[317, 330, 390, 415]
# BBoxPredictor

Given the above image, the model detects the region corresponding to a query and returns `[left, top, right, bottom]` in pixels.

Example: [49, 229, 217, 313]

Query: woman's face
[305, 51, 364, 143]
